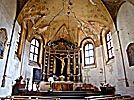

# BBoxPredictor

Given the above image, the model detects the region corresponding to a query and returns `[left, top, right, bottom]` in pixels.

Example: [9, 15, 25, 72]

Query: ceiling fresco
[16, 0, 133, 48]
[17, 0, 134, 22]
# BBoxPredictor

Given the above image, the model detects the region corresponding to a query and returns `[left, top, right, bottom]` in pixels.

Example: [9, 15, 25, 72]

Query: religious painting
[32, 68, 42, 82]
[0, 28, 8, 59]
[127, 43, 134, 66]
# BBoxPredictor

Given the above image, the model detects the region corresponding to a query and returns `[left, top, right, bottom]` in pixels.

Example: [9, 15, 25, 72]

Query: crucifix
[55, 55, 68, 75]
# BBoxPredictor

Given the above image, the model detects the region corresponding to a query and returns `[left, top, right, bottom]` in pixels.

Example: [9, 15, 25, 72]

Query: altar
[52, 81, 73, 91]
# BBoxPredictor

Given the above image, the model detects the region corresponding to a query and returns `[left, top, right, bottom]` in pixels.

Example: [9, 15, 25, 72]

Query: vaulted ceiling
[16, 0, 133, 48]
[17, 0, 134, 22]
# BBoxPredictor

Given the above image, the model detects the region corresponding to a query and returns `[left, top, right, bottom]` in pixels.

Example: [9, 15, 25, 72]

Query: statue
[55, 55, 67, 75]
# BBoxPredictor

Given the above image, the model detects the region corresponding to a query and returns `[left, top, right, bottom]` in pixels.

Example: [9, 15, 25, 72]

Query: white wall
[0, 0, 21, 97]
[82, 1, 134, 96]
[0, 0, 134, 97]
[21, 40, 41, 91]
[116, 2, 134, 96]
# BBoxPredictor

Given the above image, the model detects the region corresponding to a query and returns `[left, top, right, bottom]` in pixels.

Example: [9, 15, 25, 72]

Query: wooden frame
[127, 43, 134, 66]
[32, 68, 42, 82]
[0, 28, 8, 59]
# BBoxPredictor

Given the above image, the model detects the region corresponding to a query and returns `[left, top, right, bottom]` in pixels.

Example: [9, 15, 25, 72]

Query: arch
[17, 0, 115, 44]
[80, 37, 96, 68]
[80, 37, 95, 48]
[29, 33, 44, 66]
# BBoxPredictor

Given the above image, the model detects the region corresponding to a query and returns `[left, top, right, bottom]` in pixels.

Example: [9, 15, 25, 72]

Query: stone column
[43, 47, 46, 80]
[73, 52, 76, 81]
[67, 56, 70, 81]
[18, 22, 27, 59]
[47, 49, 50, 79]
[53, 56, 56, 74]
[78, 50, 81, 81]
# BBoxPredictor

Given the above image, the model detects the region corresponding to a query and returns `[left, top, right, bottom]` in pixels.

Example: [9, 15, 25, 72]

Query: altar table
[52, 81, 73, 91]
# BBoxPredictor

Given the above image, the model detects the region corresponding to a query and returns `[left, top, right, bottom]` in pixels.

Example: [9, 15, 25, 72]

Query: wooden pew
[85, 95, 106, 100]
[85, 94, 123, 100]
[9, 96, 60, 100]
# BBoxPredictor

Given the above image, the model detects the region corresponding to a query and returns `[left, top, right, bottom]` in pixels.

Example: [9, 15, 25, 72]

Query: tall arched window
[29, 38, 40, 62]
[106, 31, 114, 59]
[84, 43, 94, 66]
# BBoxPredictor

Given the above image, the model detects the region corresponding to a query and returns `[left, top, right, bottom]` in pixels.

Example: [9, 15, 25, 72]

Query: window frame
[105, 31, 114, 60]
[84, 42, 95, 66]
[15, 32, 21, 55]
[29, 38, 40, 63]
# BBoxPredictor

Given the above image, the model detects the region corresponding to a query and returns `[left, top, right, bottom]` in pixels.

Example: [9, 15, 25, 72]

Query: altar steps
[2, 94, 133, 100]
[11, 82, 133, 100]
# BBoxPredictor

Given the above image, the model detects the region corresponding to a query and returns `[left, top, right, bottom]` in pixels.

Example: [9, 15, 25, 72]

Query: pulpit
[52, 81, 73, 91]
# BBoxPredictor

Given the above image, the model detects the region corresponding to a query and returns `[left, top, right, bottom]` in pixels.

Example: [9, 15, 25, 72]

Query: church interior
[0, 0, 134, 99]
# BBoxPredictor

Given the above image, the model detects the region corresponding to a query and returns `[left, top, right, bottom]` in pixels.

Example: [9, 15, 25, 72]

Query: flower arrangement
[59, 75, 65, 81]
[15, 76, 23, 84]
[100, 82, 115, 95]
[100, 82, 109, 87]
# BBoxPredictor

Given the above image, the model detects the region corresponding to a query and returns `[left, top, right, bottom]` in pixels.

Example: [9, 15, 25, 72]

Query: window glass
[31, 39, 35, 45]
[85, 44, 89, 50]
[90, 57, 94, 64]
[30, 45, 34, 52]
[89, 50, 94, 56]
[84, 43, 94, 66]
[85, 51, 89, 57]
[107, 42, 111, 49]
[89, 44, 94, 49]
[29, 53, 33, 61]
[29, 38, 40, 63]
[15, 32, 21, 54]
[107, 34, 110, 41]
[106, 31, 114, 59]
[34, 55, 38, 62]
[109, 50, 112, 58]
[85, 58, 89, 65]
[36, 40, 39, 47]
[35, 47, 39, 54]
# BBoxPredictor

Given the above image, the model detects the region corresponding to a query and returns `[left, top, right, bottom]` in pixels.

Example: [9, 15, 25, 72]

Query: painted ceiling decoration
[17, 0, 127, 48]
[17, 0, 134, 23]
[102, 0, 126, 23]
